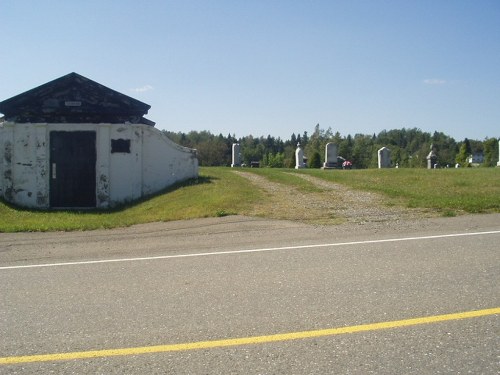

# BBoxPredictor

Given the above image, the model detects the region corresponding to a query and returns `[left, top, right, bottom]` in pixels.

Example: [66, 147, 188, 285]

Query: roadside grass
[1, 167, 498, 232]
[0, 168, 261, 232]
[297, 168, 500, 215]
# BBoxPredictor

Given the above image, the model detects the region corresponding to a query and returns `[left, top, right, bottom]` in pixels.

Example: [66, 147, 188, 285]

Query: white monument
[231, 143, 241, 167]
[378, 147, 391, 168]
[427, 144, 438, 169]
[497, 140, 500, 167]
[323, 143, 338, 169]
[295, 143, 305, 169]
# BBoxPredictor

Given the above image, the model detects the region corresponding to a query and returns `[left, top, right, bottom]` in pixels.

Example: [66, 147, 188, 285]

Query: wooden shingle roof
[0, 72, 155, 125]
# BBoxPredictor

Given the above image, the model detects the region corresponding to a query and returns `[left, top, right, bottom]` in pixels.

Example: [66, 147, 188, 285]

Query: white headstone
[497, 140, 500, 167]
[323, 143, 338, 168]
[231, 143, 241, 167]
[378, 147, 391, 168]
[427, 144, 438, 169]
[295, 143, 305, 169]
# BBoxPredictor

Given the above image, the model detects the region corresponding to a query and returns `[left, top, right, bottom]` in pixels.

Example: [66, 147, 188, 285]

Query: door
[50, 131, 96, 208]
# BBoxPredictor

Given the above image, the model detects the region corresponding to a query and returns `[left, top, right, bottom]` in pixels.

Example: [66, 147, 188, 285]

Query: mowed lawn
[299, 168, 500, 215]
[0, 167, 499, 232]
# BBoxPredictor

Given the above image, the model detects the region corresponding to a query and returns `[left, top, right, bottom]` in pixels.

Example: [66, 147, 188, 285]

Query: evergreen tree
[302, 131, 309, 147]
[463, 138, 472, 155]
[456, 143, 469, 166]
[482, 138, 498, 167]
[161, 127, 495, 169]
[308, 151, 322, 168]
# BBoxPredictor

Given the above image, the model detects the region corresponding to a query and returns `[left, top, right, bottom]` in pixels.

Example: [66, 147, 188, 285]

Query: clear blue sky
[1, 0, 499, 141]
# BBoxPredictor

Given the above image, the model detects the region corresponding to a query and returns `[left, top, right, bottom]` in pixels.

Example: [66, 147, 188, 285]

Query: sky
[1, 0, 499, 141]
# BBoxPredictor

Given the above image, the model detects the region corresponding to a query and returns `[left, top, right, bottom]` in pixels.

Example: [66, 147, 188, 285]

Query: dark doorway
[50, 131, 96, 208]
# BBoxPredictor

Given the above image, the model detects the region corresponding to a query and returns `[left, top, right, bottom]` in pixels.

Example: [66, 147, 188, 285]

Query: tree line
[164, 125, 499, 168]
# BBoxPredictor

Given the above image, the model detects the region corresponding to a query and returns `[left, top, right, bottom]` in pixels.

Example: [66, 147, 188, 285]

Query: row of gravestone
[231, 141, 500, 169]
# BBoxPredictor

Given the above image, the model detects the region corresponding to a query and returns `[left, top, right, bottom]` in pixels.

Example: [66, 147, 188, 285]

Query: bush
[308, 151, 322, 168]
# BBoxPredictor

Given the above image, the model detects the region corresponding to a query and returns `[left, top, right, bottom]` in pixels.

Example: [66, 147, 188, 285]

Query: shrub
[308, 151, 322, 168]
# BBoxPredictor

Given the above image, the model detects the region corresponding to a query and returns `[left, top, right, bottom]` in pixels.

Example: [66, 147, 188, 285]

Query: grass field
[299, 168, 500, 215]
[0, 167, 499, 232]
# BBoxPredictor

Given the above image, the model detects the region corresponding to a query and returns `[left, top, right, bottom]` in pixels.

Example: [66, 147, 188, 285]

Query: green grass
[297, 168, 500, 214]
[0, 168, 261, 232]
[1, 167, 499, 232]
[243, 167, 324, 193]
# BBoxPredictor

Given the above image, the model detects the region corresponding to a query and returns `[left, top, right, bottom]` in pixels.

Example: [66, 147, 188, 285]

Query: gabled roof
[0, 72, 155, 125]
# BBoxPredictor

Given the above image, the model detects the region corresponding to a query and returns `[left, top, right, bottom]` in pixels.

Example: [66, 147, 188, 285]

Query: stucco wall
[0, 123, 4, 197]
[105, 124, 199, 205]
[107, 125, 143, 204]
[0, 122, 46, 207]
[142, 126, 199, 195]
[0, 122, 198, 208]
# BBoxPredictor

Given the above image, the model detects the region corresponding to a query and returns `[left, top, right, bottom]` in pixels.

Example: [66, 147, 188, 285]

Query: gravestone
[497, 140, 500, 167]
[378, 147, 391, 168]
[322, 143, 338, 169]
[231, 143, 241, 167]
[295, 143, 305, 169]
[427, 144, 438, 169]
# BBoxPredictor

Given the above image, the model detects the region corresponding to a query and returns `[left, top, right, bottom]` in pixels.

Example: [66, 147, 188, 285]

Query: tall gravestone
[427, 144, 438, 169]
[231, 143, 241, 167]
[378, 147, 391, 168]
[497, 140, 500, 167]
[295, 143, 305, 169]
[323, 143, 338, 169]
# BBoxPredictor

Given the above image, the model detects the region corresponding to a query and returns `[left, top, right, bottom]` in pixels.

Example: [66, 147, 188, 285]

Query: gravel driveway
[233, 171, 434, 227]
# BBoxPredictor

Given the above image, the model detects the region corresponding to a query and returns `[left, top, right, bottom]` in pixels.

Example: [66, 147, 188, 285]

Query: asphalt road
[1, 214, 499, 374]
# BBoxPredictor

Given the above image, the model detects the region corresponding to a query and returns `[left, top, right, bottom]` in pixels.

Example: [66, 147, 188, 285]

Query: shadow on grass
[0, 175, 215, 215]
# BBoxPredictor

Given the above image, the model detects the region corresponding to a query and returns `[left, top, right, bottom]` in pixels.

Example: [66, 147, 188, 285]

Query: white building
[467, 152, 484, 164]
[0, 73, 198, 209]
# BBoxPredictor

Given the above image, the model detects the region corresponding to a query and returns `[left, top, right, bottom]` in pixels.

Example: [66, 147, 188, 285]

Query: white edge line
[1, 230, 499, 271]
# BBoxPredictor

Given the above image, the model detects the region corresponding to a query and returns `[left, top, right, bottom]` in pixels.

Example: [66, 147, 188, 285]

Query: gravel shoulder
[1, 212, 499, 266]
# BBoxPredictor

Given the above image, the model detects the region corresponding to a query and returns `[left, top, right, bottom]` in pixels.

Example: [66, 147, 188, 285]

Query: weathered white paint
[0, 123, 4, 198]
[0, 122, 198, 208]
[141, 126, 198, 195]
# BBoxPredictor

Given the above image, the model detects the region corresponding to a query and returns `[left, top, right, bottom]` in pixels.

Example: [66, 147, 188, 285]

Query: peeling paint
[1, 122, 198, 209]
[36, 191, 48, 206]
[4, 142, 12, 163]
[5, 187, 13, 201]
[97, 174, 109, 205]
[97, 193, 109, 205]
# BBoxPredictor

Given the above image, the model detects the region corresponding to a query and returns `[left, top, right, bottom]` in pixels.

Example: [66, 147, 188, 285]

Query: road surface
[1, 214, 499, 374]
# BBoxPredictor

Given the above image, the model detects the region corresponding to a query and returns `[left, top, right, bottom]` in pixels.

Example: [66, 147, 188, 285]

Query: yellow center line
[1, 307, 499, 365]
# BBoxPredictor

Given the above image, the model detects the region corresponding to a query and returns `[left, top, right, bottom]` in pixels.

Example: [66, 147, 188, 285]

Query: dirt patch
[233, 171, 433, 226]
